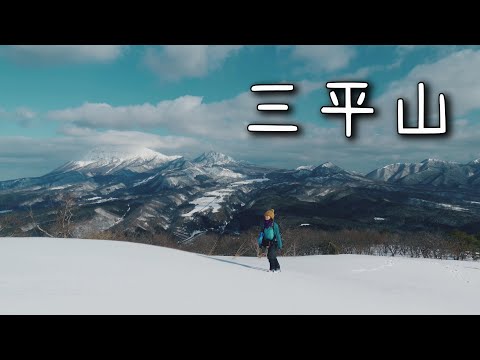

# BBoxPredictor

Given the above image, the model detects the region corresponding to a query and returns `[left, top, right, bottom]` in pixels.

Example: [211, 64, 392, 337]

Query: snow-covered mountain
[311, 162, 349, 176]
[366, 162, 422, 182]
[366, 158, 474, 187]
[192, 151, 237, 167]
[1, 237, 479, 314]
[6, 151, 480, 242]
[469, 159, 480, 165]
[51, 147, 182, 176]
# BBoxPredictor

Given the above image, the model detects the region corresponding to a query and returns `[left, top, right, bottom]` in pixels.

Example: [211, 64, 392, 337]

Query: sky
[1, 45, 480, 181]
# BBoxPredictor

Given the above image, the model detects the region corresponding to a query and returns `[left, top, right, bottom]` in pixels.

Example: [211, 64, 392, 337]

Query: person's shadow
[197, 254, 270, 272]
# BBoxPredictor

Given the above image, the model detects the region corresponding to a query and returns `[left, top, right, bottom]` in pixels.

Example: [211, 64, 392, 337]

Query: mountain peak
[420, 158, 460, 167]
[295, 165, 315, 171]
[420, 158, 451, 164]
[311, 161, 344, 176]
[421, 158, 440, 163]
[51, 146, 182, 175]
[319, 161, 338, 169]
[193, 151, 237, 166]
[82, 146, 178, 162]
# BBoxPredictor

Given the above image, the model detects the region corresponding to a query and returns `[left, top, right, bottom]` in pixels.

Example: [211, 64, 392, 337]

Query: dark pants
[262, 240, 280, 271]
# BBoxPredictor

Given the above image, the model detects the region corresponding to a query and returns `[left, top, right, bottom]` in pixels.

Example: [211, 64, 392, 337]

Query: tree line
[1, 200, 479, 261]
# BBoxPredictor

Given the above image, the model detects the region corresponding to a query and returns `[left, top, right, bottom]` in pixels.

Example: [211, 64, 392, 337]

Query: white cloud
[15, 107, 36, 119]
[0, 106, 37, 127]
[395, 45, 425, 55]
[342, 59, 403, 80]
[57, 126, 201, 150]
[286, 45, 356, 73]
[350, 48, 480, 142]
[215, 48, 480, 173]
[323, 48, 480, 170]
[2, 45, 126, 64]
[144, 45, 244, 80]
[295, 80, 325, 95]
[48, 91, 302, 139]
[48, 78, 327, 138]
[379, 49, 480, 116]
[0, 129, 204, 181]
[8, 48, 480, 180]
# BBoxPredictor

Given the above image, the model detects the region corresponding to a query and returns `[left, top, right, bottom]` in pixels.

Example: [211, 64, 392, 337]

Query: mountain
[5, 152, 480, 242]
[50, 146, 182, 176]
[192, 151, 237, 167]
[366, 158, 475, 187]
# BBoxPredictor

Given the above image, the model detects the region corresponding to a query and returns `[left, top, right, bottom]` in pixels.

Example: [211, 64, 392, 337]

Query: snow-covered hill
[1, 237, 479, 314]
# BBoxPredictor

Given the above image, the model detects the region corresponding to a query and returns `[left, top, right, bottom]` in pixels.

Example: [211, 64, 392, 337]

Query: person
[257, 209, 283, 272]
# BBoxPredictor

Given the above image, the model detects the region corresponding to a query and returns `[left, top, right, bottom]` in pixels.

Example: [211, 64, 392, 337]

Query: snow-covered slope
[51, 147, 182, 175]
[1, 237, 479, 315]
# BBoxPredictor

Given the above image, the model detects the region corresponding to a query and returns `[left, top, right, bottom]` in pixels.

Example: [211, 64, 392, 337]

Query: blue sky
[1, 45, 480, 181]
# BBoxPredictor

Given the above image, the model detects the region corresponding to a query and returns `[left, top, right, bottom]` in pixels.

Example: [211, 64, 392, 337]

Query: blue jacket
[257, 221, 283, 249]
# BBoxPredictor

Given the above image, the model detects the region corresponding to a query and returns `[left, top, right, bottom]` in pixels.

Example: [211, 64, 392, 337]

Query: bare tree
[208, 233, 221, 256]
[386, 233, 401, 257]
[28, 206, 54, 237]
[52, 193, 76, 238]
[26, 193, 76, 238]
[0, 212, 25, 237]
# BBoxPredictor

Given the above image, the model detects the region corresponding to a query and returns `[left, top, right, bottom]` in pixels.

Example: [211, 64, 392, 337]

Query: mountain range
[2, 147, 480, 241]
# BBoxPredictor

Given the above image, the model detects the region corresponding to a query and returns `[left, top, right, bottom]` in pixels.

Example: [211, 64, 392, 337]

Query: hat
[264, 209, 275, 219]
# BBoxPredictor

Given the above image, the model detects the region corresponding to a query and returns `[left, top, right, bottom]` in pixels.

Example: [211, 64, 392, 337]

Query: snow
[26, 186, 43, 191]
[181, 188, 235, 217]
[90, 197, 118, 204]
[374, 217, 386, 221]
[318, 188, 334, 196]
[86, 197, 102, 201]
[193, 151, 237, 166]
[20, 197, 43, 206]
[82, 146, 180, 163]
[410, 198, 468, 212]
[133, 174, 159, 187]
[94, 208, 121, 222]
[181, 230, 208, 243]
[0, 237, 479, 314]
[438, 203, 469, 212]
[319, 162, 337, 168]
[421, 158, 458, 164]
[231, 178, 269, 186]
[49, 185, 72, 191]
[99, 183, 126, 195]
[0, 210, 12, 214]
[300, 224, 311, 226]
[72, 208, 124, 237]
[206, 167, 244, 179]
[20, 223, 35, 232]
[55, 147, 182, 175]
[67, 160, 96, 170]
[296, 165, 315, 171]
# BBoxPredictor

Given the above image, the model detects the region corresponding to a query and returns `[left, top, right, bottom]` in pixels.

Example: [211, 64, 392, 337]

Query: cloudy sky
[1, 45, 480, 181]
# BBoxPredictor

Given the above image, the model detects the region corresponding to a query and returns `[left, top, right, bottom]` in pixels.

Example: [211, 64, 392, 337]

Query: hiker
[257, 209, 283, 272]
